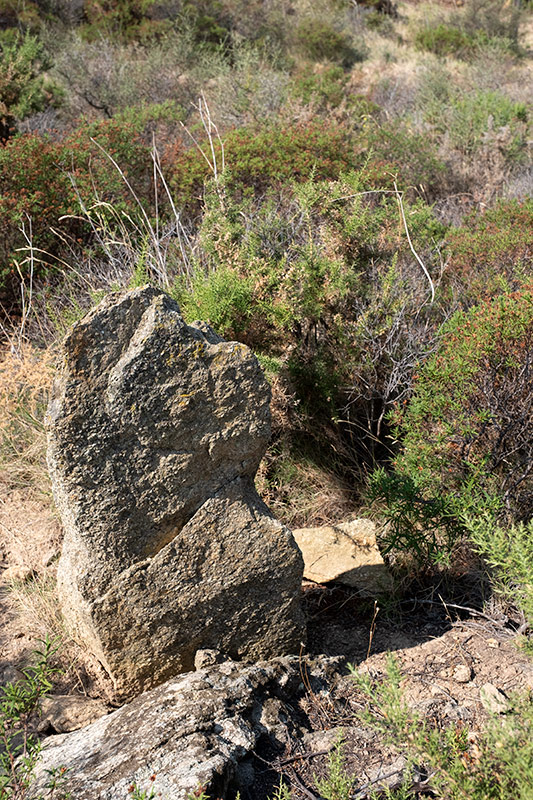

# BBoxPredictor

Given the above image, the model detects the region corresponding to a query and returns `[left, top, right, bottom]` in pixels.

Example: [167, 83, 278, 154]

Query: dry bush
[0, 342, 55, 495]
[202, 40, 291, 128]
[505, 166, 533, 199]
[50, 30, 218, 123]
[256, 446, 357, 529]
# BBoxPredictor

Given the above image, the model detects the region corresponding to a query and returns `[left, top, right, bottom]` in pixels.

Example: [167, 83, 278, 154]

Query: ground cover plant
[0, 637, 66, 799]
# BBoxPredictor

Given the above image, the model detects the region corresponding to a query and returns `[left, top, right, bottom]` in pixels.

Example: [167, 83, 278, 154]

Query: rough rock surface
[39, 695, 108, 733]
[292, 520, 391, 594]
[46, 287, 304, 698]
[31, 656, 339, 800]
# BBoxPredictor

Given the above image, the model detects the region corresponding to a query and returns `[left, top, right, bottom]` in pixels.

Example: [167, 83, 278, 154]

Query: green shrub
[393, 289, 533, 523]
[364, 123, 447, 198]
[460, 0, 521, 46]
[181, 0, 231, 49]
[364, 9, 396, 35]
[176, 264, 254, 339]
[80, 0, 170, 42]
[444, 199, 533, 306]
[314, 735, 353, 800]
[414, 23, 519, 59]
[423, 81, 528, 156]
[0, 32, 62, 142]
[367, 468, 465, 565]
[174, 171, 446, 461]
[0, 0, 41, 32]
[294, 17, 366, 67]
[414, 22, 477, 57]
[414, 0, 522, 58]
[464, 515, 533, 629]
[290, 66, 348, 109]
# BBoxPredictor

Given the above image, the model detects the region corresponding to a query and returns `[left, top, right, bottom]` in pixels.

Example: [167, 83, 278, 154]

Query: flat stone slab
[31, 656, 339, 800]
[293, 519, 392, 595]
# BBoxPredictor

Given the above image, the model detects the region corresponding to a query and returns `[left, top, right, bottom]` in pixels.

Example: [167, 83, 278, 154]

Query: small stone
[486, 638, 499, 649]
[442, 702, 473, 721]
[302, 727, 344, 753]
[2, 565, 35, 584]
[40, 695, 108, 733]
[194, 649, 222, 670]
[453, 664, 472, 683]
[365, 755, 407, 789]
[480, 683, 508, 714]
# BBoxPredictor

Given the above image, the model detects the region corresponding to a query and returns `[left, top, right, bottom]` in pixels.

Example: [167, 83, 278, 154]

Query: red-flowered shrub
[393, 289, 533, 521]
[164, 121, 359, 214]
[444, 199, 533, 306]
[0, 119, 151, 296]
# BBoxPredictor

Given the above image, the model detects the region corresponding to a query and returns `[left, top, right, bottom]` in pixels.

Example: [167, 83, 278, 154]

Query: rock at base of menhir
[46, 287, 304, 700]
[30, 655, 339, 800]
[293, 519, 392, 595]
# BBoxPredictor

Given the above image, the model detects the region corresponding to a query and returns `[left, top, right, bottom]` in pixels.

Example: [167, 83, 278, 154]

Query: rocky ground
[1, 491, 532, 799]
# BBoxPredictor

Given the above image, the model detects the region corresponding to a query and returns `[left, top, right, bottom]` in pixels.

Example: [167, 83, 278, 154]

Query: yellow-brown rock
[292, 519, 391, 595]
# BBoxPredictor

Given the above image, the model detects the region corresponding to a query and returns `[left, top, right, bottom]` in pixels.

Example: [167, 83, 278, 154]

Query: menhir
[46, 287, 304, 699]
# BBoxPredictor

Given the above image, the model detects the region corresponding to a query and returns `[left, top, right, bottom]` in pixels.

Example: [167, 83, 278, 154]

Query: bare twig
[180, 94, 225, 208]
[150, 141, 194, 286]
[288, 768, 326, 800]
[405, 597, 507, 625]
[367, 600, 380, 659]
[394, 180, 435, 304]
[277, 749, 332, 767]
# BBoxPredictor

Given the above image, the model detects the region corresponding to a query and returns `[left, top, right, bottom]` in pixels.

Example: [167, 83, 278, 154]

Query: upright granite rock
[46, 287, 304, 699]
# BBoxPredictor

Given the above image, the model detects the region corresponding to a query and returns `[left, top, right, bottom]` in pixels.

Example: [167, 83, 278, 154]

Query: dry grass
[0, 490, 60, 575]
[257, 449, 357, 530]
[6, 574, 115, 698]
[0, 490, 115, 699]
[0, 342, 55, 495]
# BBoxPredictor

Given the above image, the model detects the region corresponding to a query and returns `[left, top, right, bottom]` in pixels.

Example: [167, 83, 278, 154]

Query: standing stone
[46, 287, 304, 699]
